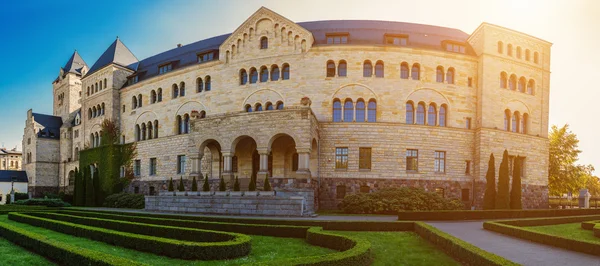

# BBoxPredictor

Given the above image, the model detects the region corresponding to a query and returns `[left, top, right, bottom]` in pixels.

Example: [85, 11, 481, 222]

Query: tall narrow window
[516, 46, 522, 59]
[250, 68, 258, 83]
[363, 61, 372, 77]
[338, 60, 347, 77]
[359, 147, 372, 170]
[282, 64, 290, 80]
[439, 105, 447, 127]
[172, 84, 179, 98]
[400, 62, 409, 79]
[355, 99, 365, 122]
[428, 105, 437, 126]
[135, 125, 141, 141]
[406, 149, 418, 171]
[504, 110, 511, 131]
[326, 60, 335, 77]
[205, 76, 211, 91]
[344, 99, 353, 122]
[154, 120, 159, 138]
[335, 147, 348, 169]
[446, 68, 455, 84]
[416, 103, 425, 125]
[465, 161, 471, 175]
[367, 100, 376, 122]
[177, 155, 186, 174]
[149, 158, 157, 176]
[406, 101, 414, 124]
[466, 117, 472, 129]
[509, 74, 517, 90]
[512, 112, 519, 133]
[157, 88, 162, 102]
[196, 78, 204, 93]
[134, 160, 141, 176]
[507, 44, 513, 56]
[260, 66, 268, 82]
[147, 122, 153, 140]
[375, 61, 384, 78]
[141, 124, 146, 141]
[411, 64, 420, 80]
[132, 96, 137, 109]
[179, 82, 185, 97]
[260, 37, 268, 49]
[498, 41, 503, 54]
[518, 77, 526, 93]
[526, 49, 531, 61]
[176, 115, 183, 134]
[232, 156, 238, 173]
[534, 52, 539, 64]
[292, 153, 299, 171]
[500, 72, 508, 88]
[184, 114, 190, 134]
[436, 66, 444, 83]
[276, 101, 284, 110]
[527, 79, 535, 95]
[151, 90, 157, 104]
[271, 65, 279, 81]
[333, 100, 342, 122]
[434, 151, 446, 173]
[522, 113, 528, 134]
[240, 70, 247, 85]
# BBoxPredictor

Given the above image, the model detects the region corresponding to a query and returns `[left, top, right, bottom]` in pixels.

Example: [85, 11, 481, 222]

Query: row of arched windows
[132, 94, 143, 109]
[90, 131, 101, 148]
[176, 114, 191, 135]
[132, 76, 212, 109]
[504, 110, 529, 134]
[135, 120, 159, 141]
[436, 66, 455, 84]
[240, 64, 290, 85]
[498, 41, 539, 64]
[196, 76, 212, 92]
[151, 89, 163, 103]
[87, 78, 108, 96]
[332, 99, 377, 122]
[88, 103, 106, 119]
[500, 72, 535, 95]
[245, 101, 284, 112]
[406, 101, 447, 126]
[327, 60, 459, 83]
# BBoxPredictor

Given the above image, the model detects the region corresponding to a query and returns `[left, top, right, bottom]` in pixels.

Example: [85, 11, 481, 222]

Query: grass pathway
[527, 222, 600, 244]
[0, 236, 55, 266]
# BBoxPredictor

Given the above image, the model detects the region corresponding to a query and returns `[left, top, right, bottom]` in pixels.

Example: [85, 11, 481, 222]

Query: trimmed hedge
[342, 187, 463, 214]
[414, 222, 518, 266]
[14, 198, 71, 207]
[0, 205, 50, 214]
[9, 212, 251, 260]
[581, 221, 599, 230]
[103, 193, 144, 209]
[398, 209, 600, 221]
[0, 219, 146, 266]
[495, 215, 600, 227]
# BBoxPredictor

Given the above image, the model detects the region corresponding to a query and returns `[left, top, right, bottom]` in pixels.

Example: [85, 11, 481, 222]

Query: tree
[483, 153, 496, 210]
[495, 150, 510, 209]
[191, 176, 198, 192]
[178, 177, 185, 192]
[85, 166, 95, 207]
[549, 124, 592, 196]
[202, 174, 210, 192]
[219, 176, 227, 191]
[249, 172, 257, 191]
[233, 176, 240, 191]
[93, 167, 102, 206]
[75, 169, 85, 206]
[263, 176, 272, 191]
[586, 176, 600, 197]
[510, 156, 522, 209]
[168, 177, 174, 192]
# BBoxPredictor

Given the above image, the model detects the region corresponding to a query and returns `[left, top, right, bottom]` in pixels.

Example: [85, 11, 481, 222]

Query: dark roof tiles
[0, 171, 28, 183]
[86, 38, 139, 77]
[32, 113, 62, 139]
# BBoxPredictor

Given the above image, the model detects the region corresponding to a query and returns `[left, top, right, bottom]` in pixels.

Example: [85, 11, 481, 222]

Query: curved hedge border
[398, 209, 600, 221]
[9, 212, 251, 260]
[581, 221, 600, 230]
[0, 206, 53, 214]
[0, 219, 147, 266]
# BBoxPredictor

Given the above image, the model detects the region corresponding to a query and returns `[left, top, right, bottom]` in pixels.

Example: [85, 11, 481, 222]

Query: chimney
[177, 44, 182, 48]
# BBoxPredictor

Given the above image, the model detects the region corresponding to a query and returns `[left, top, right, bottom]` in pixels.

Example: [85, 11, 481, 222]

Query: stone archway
[231, 136, 258, 180]
[269, 134, 297, 178]
[199, 139, 222, 180]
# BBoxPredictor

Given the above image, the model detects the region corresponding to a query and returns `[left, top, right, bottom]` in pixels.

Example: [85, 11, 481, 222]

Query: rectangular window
[326, 33, 349, 44]
[468, 77, 473, 87]
[445, 43, 466, 54]
[335, 147, 348, 169]
[385, 35, 408, 46]
[177, 155, 186, 174]
[461, 188, 470, 201]
[122, 105, 126, 113]
[434, 151, 446, 173]
[134, 160, 141, 177]
[198, 51, 215, 63]
[406, 149, 418, 171]
[465, 160, 471, 175]
[149, 158, 157, 176]
[159, 64, 173, 74]
[128, 75, 138, 85]
[359, 147, 372, 170]
[466, 117, 472, 129]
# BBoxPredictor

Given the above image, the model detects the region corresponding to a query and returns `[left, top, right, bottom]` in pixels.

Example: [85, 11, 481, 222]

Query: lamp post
[10, 177, 15, 203]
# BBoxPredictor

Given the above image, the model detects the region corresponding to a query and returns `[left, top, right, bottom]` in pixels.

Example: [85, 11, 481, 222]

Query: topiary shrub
[203, 174, 210, 192]
[248, 177, 256, 192]
[103, 193, 145, 209]
[178, 177, 185, 192]
[233, 176, 240, 191]
[483, 153, 496, 210]
[496, 150, 510, 209]
[191, 176, 198, 192]
[263, 176, 272, 191]
[219, 177, 227, 192]
[510, 156, 523, 209]
[341, 187, 464, 214]
[168, 177, 174, 192]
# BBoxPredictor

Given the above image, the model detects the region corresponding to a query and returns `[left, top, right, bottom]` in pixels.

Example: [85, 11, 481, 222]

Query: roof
[86, 38, 139, 77]
[62, 50, 88, 75]
[0, 170, 28, 183]
[0, 148, 21, 155]
[124, 20, 473, 86]
[32, 113, 63, 139]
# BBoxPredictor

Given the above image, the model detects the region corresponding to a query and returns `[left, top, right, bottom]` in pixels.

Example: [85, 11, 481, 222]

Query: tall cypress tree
[74, 169, 83, 206]
[85, 166, 95, 207]
[495, 150, 510, 209]
[510, 156, 523, 209]
[483, 153, 496, 210]
[93, 167, 102, 206]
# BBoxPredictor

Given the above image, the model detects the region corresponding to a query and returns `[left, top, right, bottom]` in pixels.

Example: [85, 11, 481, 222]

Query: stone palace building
[22, 7, 551, 208]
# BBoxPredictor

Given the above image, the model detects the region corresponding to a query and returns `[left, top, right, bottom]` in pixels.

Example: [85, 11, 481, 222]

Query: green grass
[527, 222, 600, 244]
[329, 231, 460, 266]
[0, 236, 55, 265]
[0, 215, 333, 265]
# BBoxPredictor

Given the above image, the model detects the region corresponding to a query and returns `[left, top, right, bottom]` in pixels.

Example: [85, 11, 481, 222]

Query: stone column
[295, 147, 311, 179]
[221, 152, 234, 182]
[257, 148, 269, 177]
[189, 153, 202, 178]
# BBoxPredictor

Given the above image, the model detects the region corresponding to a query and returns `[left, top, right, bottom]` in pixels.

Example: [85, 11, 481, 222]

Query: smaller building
[0, 170, 28, 199]
[0, 148, 22, 171]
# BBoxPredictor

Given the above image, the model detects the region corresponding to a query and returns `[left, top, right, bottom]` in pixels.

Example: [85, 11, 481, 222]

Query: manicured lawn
[527, 222, 600, 243]
[0, 236, 54, 265]
[329, 231, 460, 266]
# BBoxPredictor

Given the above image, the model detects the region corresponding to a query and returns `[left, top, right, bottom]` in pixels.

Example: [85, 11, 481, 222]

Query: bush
[233, 176, 240, 192]
[219, 177, 226, 191]
[483, 153, 496, 210]
[102, 193, 145, 209]
[495, 150, 510, 209]
[13, 198, 71, 207]
[341, 187, 464, 214]
[168, 177, 174, 192]
[264, 176, 272, 191]
[178, 177, 185, 192]
[203, 174, 210, 192]
[191, 176, 198, 192]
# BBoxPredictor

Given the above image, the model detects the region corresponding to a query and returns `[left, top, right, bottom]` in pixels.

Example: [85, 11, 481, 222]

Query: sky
[0, 0, 598, 170]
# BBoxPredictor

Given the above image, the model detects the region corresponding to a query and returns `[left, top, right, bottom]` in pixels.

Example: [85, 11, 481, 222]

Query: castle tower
[53, 51, 87, 120]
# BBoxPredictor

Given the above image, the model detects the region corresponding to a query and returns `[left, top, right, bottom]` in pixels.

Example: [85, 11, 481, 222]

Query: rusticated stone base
[28, 186, 59, 198]
[522, 184, 549, 209]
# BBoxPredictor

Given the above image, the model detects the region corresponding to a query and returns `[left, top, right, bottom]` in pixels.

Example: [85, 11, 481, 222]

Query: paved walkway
[427, 221, 600, 266]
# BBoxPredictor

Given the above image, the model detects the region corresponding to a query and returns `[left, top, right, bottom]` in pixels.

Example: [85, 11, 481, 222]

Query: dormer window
[326, 33, 349, 44]
[197, 51, 215, 63]
[385, 34, 408, 46]
[445, 43, 466, 54]
[128, 75, 139, 85]
[260, 37, 268, 49]
[158, 64, 172, 74]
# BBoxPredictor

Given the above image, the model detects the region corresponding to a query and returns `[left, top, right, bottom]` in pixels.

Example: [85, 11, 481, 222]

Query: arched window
[446, 68, 455, 84]
[400, 62, 409, 79]
[260, 36, 268, 49]
[88, 108, 92, 119]
[439, 105, 447, 127]
[239, 70, 247, 85]
[132, 96, 137, 109]
[333, 99, 342, 122]
[504, 110, 511, 131]
[518, 77, 526, 93]
[104, 78, 107, 89]
[516, 46, 522, 59]
[512, 112, 519, 133]
[527, 79, 535, 95]
[101, 103, 105, 115]
[180, 82, 185, 96]
[255, 103, 263, 111]
[154, 120, 159, 139]
[344, 100, 353, 122]
[507, 44, 513, 56]
[205, 76, 211, 91]
[522, 113, 529, 134]
[271, 65, 279, 81]
[509, 74, 517, 90]
[92, 106, 97, 117]
[326, 60, 335, 77]
[157, 88, 162, 102]
[498, 41, 503, 54]
[282, 64, 290, 80]
[147, 122, 153, 140]
[183, 114, 190, 134]
[436, 66, 444, 83]
[172, 84, 179, 98]
[199, 111, 206, 118]
[363, 60, 373, 77]
[176, 115, 183, 134]
[355, 99, 365, 122]
[416, 103, 425, 125]
[260, 66, 268, 82]
[250, 68, 258, 83]
[338, 60, 347, 77]
[276, 101, 284, 110]
[406, 101, 414, 124]
[375, 60, 384, 78]
[138, 94, 142, 107]
[151, 90, 157, 103]
[87, 87, 90, 96]
[245, 104, 252, 112]
[367, 100, 377, 122]
[534, 52, 539, 64]
[411, 63, 420, 80]
[135, 125, 140, 141]
[99, 80, 102, 90]
[525, 49, 531, 61]
[266, 102, 273, 110]
[141, 124, 146, 141]
[95, 82, 98, 92]
[428, 104, 437, 126]
[500, 72, 508, 88]
[74, 147, 79, 160]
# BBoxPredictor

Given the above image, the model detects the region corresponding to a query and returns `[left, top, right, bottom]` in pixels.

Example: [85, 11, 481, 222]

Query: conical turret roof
[86, 37, 139, 77]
